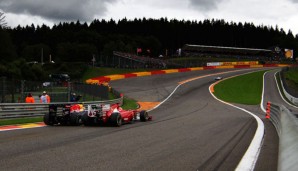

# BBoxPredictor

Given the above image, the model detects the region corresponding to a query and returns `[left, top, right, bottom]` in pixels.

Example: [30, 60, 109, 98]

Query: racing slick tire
[70, 113, 81, 126]
[140, 110, 149, 122]
[44, 112, 54, 126]
[81, 113, 93, 126]
[110, 112, 122, 127]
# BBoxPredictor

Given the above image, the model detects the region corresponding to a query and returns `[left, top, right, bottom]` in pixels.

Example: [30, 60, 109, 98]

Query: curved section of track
[262, 70, 298, 114]
[0, 68, 273, 170]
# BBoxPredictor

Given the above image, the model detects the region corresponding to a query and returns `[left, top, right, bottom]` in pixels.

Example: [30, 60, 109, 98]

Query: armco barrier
[278, 71, 298, 105]
[268, 102, 298, 171]
[0, 97, 123, 119]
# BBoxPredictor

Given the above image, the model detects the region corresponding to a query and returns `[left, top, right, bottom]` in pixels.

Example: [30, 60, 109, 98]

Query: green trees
[56, 42, 97, 62]
[0, 17, 298, 81]
[6, 18, 298, 62]
[0, 28, 17, 62]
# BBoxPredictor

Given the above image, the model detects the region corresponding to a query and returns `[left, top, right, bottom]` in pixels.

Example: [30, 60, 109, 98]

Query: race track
[263, 70, 298, 114]
[0, 68, 279, 170]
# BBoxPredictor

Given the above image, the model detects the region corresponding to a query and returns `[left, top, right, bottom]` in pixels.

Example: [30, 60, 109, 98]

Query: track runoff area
[209, 71, 266, 171]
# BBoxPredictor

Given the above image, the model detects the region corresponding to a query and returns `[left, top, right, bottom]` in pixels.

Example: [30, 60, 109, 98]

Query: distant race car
[215, 76, 223, 80]
[44, 104, 84, 126]
[82, 103, 152, 126]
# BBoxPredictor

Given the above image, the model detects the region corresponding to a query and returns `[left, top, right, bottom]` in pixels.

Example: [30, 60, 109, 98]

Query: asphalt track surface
[262, 69, 298, 114]
[0, 68, 279, 171]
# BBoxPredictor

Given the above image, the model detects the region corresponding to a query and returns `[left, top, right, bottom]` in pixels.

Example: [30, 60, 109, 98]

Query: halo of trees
[0, 17, 297, 80]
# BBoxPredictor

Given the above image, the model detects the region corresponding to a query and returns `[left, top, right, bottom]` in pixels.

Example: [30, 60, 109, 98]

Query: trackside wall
[278, 71, 298, 105]
[269, 103, 298, 171]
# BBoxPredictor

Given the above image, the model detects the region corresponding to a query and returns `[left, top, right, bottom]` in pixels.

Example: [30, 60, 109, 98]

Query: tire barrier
[266, 101, 271, 119]
[267, 102, 298, 171]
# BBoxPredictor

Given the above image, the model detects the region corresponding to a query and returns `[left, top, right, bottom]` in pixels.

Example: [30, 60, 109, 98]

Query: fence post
[21, 80, 25, 103]
[1, 77, 5, 103]
[67, 81, 72, 101]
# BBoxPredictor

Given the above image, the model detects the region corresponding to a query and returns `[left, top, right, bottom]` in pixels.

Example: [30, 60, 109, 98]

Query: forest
[0, 17, 297, 81]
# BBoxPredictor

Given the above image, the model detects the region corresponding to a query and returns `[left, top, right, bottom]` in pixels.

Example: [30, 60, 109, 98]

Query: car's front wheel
[44, 113, 54, 125]
[140, 110, 149, 122]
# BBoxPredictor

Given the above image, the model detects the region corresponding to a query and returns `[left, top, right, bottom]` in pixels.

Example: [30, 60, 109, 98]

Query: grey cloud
[0, 0, 116, 22]
[189, 0, 224, 11]
[289, 0, 298, 3]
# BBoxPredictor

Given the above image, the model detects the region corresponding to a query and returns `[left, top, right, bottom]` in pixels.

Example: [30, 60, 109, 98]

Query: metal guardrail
[278, 71, 298, 105]
[0, 97, 123, 119]
[268, 103, 281, 137]
[268, 102, 298, 171]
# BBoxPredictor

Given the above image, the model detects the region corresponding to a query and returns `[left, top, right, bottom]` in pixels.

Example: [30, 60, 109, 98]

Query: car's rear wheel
[44, 113, 54, 125]
[82, 113, 93, 126]
[110, 112, 122, 126]
[140, 111, 149, 122]
[70, 113, 80, 126]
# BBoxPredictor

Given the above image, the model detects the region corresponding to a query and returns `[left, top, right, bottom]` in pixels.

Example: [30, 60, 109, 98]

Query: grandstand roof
[182, 44, 273, 55]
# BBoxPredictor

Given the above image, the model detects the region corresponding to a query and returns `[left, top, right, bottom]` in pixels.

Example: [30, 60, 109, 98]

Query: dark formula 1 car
[82, 103, 152, 126]
[44, 104, 84, 126]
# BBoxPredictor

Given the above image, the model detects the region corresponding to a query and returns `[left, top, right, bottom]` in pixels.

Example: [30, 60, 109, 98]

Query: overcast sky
[1, 0, 298, 35]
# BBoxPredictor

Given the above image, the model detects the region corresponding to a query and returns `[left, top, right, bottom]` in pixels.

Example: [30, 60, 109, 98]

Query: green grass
[275, 72, 295, 105]
[122, 97, 139, 110]
[0, 117, 43, 126]
[214, 70, 266, 105]
[284, 67, 298, 92]
[285, 67, 298, 84]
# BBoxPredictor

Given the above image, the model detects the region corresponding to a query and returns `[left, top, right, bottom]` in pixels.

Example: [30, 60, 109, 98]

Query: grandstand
[112, 44, 282, 69]
[182, 44, 276, 61]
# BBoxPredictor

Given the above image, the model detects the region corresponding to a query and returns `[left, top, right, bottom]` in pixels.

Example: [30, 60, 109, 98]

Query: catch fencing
[268, 102, 298, 171]
[0, 77, 110, 103]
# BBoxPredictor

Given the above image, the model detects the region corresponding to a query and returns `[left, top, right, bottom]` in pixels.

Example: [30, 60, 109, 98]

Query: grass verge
[214, 70, 267, 105]
[284, 67, 298, 84]
[283, 67, 298, 92]
[275, 72, 296, 105]
[0, 117, 43, 126]
[122, 97, 139, 110]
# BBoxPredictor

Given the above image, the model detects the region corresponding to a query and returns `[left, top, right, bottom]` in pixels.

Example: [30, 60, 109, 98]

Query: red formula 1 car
[82, 103, 152, 126]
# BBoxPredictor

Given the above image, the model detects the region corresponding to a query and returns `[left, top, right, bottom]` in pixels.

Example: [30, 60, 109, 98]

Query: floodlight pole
[41, 48, 44, 65]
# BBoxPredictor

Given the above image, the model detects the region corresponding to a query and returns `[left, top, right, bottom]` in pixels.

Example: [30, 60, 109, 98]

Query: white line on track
[148, 69, 256, 112]
[209, 83, 264, 171]
[147, 69, 266, 170]
[147, 84, 181, 112]
[260, 71, 268, 113]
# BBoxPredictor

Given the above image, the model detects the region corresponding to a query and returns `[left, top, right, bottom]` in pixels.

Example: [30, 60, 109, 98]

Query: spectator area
[182, 44, 277, 61]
